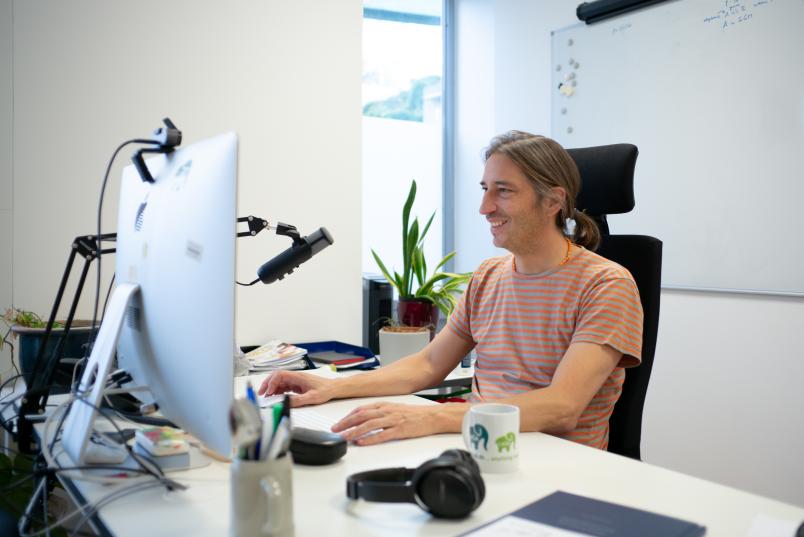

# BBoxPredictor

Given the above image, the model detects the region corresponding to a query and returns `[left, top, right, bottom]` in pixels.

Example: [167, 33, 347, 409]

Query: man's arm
[499, 341, 622, 434]
[334, 341, 621, 444]
[258, 327, 474, 406]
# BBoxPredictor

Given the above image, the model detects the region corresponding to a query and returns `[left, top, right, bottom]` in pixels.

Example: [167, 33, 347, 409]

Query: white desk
[42, 371, 804, 537]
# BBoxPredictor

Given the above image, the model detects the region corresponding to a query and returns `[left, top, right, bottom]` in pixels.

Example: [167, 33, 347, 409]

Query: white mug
[461, 403, 520, 473]
[230, 455, 294, 537]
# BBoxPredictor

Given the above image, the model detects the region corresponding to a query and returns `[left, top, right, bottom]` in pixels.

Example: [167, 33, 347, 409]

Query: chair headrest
[568, 144, 638, 216]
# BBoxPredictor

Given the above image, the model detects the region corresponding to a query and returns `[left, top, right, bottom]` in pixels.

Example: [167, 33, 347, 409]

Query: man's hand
[257, 371, 336, 407]
[331, 402, 464, 446]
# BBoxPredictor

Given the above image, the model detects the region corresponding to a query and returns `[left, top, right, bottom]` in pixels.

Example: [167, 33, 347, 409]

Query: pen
[266, 416, 290, 459]
[246, 381, 257, 405]
[245, 382, 262, 458]
[272, 403, 283, 432]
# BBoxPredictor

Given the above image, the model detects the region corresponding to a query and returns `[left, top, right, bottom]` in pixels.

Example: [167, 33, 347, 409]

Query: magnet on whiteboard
[567, 126, 574, 134]
[573, 62, 580, 69]
[568, 58, 575, 65]
[561, 108, 567, 115]
[568, 39, 574, 46]
[556, 64, 562, 71]
[559, 85, 575, 97]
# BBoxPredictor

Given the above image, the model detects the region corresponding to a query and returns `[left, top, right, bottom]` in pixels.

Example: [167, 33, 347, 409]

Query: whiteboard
[551, 0, 804, 296]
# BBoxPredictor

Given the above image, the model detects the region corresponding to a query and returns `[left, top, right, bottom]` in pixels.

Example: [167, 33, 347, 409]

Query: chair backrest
[568, 144, 663, 460]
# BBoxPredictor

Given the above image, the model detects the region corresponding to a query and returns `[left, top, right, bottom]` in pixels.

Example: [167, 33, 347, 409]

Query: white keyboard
[291, 408, 339, 431]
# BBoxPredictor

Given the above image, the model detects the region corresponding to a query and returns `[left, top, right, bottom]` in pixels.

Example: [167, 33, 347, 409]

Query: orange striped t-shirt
[447, 248, 643, 450]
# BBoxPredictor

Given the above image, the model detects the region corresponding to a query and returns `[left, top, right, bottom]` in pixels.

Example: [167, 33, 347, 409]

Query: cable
[42, 474, 50, 537]
[236, 279, 259, 286]
[19, 478, 165, 537]
[41, 393, 176, 486]
[0, 372, 24, 401]
[87, 138, 152, 367]
[67, 272, 118, 393]
[1, 324, 20, 376]
[67, 480, 165, 537]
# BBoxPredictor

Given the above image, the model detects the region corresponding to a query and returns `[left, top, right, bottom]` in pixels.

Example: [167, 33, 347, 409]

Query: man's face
[479, 153, 557, 255]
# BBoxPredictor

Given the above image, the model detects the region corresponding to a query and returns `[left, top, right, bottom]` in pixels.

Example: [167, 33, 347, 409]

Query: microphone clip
[274, 222, 304, 246]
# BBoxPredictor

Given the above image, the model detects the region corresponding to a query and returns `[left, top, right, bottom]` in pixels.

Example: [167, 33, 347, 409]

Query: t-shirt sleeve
[571, 276, 643, 368]
[446, 268, 480, 343]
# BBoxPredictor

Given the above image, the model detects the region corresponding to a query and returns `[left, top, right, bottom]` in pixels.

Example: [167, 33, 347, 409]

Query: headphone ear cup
[412, 450, 485, 518]
[438, 449, 485, 506]
[415, 465, 478, 519]
[440, 449, 481, 475]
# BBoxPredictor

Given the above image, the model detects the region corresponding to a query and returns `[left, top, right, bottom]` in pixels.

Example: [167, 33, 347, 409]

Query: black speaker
[346, 449, 485, 519]
[362, 274, 393, 354]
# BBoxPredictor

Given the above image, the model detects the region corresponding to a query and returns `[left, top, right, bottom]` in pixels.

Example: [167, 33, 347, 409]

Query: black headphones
[346, 449, 485, 519]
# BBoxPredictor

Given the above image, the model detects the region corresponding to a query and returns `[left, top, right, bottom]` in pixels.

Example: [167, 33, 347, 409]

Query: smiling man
[259, 131, 643, 450]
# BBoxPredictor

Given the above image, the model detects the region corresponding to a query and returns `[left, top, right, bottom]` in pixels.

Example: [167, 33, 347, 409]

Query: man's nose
[479, 192, 494, 215]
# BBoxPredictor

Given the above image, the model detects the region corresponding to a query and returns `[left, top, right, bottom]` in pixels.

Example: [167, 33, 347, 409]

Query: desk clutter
[243, 340, 379, 373]
[228, 385, 347, 536]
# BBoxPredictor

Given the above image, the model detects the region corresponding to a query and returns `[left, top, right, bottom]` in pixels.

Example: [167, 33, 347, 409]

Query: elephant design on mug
[495, 432, 516, 452]
[469, 424, 489, 451]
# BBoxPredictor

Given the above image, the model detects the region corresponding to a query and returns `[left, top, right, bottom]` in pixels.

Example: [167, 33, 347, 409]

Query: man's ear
[542, 186, 567, 217]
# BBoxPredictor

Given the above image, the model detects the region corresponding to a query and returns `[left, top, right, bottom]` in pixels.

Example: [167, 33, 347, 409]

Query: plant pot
[11, 321, 95, 393]
[397, 299, 439, 339]
[378, 327, 430, 367]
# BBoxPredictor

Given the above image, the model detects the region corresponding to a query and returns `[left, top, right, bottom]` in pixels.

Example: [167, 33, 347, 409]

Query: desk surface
[37, 371, 804, 537]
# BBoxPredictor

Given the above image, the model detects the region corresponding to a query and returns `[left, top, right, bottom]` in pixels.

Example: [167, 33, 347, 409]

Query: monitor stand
[61, 282, 139, 465]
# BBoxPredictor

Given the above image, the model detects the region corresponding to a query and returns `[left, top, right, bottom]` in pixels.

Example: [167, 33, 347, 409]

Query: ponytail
[570, 210, 601, 251]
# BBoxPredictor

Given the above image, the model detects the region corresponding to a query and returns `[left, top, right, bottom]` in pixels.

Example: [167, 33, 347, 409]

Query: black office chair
[568, 144, 662, 461]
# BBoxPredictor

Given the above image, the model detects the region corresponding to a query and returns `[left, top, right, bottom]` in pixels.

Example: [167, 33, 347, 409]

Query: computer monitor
[62, 132, 237, 463]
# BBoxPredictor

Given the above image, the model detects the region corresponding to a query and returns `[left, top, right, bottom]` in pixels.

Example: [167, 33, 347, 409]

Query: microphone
[257, 227, 333, 284]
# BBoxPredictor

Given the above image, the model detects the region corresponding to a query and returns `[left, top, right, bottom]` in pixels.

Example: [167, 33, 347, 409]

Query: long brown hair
[484, 131, 600, 251]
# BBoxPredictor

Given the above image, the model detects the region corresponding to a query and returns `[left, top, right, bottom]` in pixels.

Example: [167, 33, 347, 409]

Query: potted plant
[371, 180, 471, 362]
[2, 307, 95, 392]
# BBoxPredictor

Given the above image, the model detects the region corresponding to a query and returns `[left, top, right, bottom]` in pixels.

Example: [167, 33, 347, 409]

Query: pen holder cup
[230, 455, 294, 537]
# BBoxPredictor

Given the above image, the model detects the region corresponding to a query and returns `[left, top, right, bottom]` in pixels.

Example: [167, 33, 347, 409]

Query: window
[362, 1, 445, 276]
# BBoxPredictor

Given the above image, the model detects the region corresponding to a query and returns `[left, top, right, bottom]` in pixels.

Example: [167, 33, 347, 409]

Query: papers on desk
[462, 491, 706, 537]
[245, 341, 308, 372]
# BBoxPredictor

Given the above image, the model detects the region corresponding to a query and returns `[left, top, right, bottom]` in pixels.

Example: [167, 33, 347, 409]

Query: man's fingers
[354, 428, 396, 446]
[290, 391, 321, 408]
[340, 417, 389, 442]
[332, 408, 384, 432]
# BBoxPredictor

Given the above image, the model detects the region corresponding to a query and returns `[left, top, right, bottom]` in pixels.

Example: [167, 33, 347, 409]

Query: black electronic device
[290, 427, 347, 465]
[362, 274, 393, 354]
[346, 449, 485, 519]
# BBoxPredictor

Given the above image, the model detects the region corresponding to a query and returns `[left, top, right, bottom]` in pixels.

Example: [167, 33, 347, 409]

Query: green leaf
[417, 272, 451, 296]
[404, 219, 420, 296]
[414, 248, 426, 287]
[401, 180, 417, 258]
[433, 251, 457, 272]
[418, 211, 435, 247]
[371, 250, 402, 296]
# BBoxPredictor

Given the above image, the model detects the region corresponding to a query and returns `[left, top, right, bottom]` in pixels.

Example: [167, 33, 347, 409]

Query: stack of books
[246, 341, 308, 372]
[308, 350, 379, 370]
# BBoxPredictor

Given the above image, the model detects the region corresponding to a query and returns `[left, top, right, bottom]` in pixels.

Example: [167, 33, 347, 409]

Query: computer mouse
[290, 427, 347, 465]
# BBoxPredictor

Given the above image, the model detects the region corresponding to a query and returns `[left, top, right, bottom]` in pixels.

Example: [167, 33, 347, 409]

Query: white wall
[8, 1, 363, 353]
[453, 0, 804, 507]
[0, 0, 12, 382]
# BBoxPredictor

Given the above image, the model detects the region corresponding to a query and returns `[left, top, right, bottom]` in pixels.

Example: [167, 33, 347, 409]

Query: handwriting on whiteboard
[703, 0, 774, 30]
